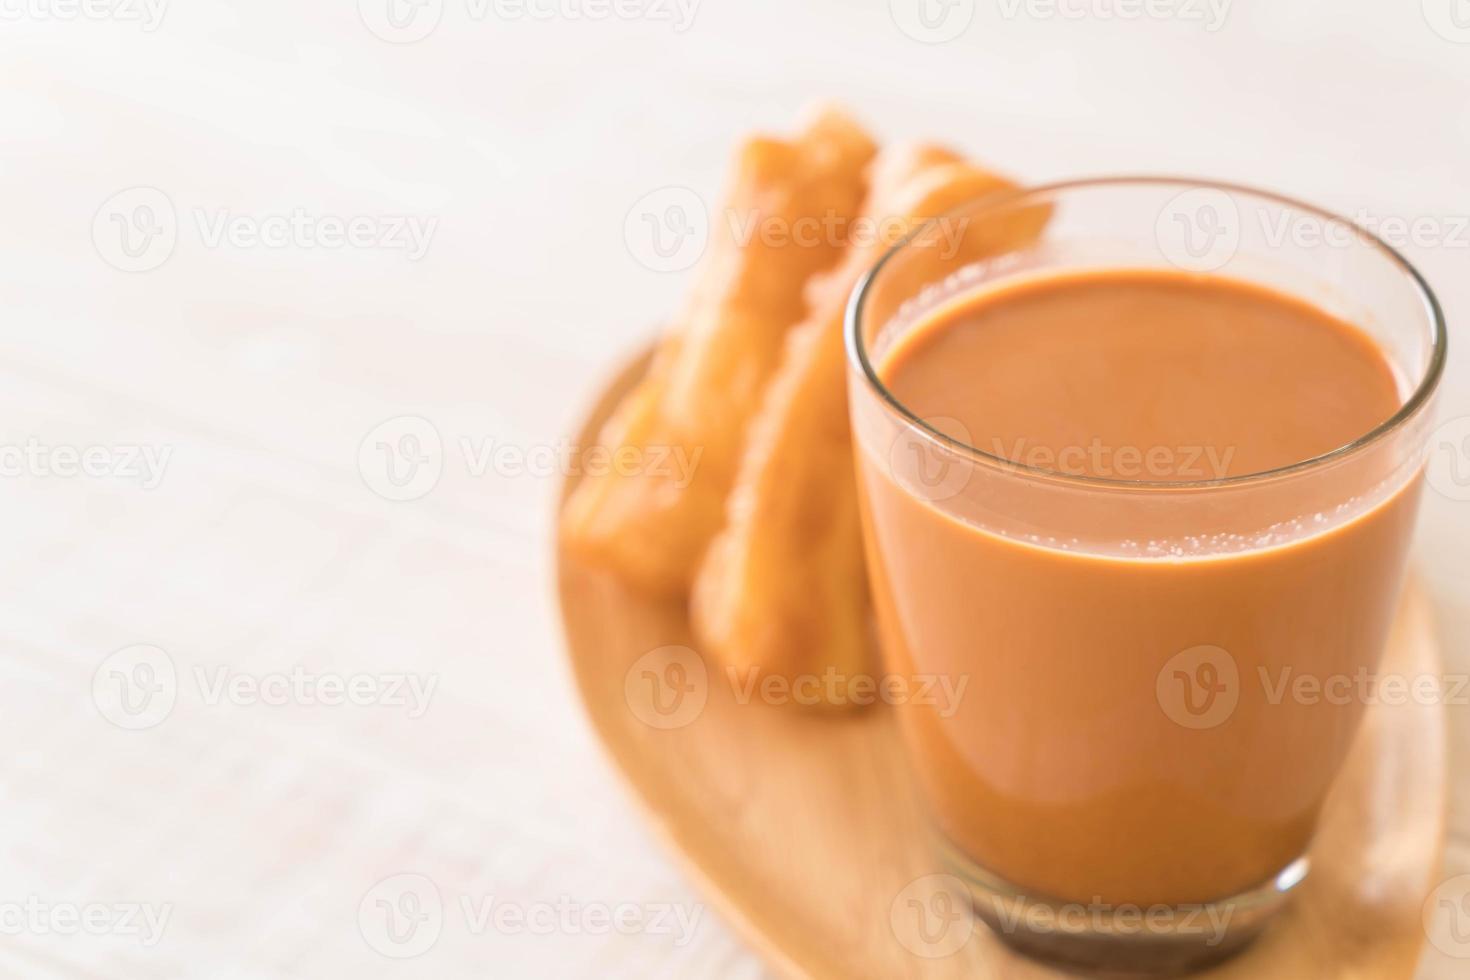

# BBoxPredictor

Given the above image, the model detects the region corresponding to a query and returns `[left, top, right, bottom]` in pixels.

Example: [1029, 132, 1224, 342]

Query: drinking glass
[845, 178, 1446, 973]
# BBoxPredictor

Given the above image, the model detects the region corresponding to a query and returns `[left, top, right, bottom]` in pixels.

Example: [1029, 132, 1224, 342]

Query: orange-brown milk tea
[851, 268, 1423, 906]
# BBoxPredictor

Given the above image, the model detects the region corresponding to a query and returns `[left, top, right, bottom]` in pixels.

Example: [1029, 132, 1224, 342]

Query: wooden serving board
[555, 348, 1447, 979]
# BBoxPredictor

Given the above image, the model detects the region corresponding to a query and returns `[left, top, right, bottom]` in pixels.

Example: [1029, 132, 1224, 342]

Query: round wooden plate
[556, 347, 1447, 979]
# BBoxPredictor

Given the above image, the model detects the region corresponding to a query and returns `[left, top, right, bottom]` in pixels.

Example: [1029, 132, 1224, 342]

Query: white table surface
[2, 0, 1468, 976]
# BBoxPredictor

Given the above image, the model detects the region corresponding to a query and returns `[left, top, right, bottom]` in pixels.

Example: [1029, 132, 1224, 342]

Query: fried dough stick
[691, 145, 1050, 702]
[560, 109, 877, 596]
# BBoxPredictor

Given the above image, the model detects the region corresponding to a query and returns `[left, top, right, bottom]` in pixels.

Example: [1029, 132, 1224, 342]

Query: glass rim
[845, 175, 1448, 492]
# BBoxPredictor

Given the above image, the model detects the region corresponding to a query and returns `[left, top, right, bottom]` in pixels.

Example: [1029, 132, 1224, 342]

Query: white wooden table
[1, 0, 1467, 975]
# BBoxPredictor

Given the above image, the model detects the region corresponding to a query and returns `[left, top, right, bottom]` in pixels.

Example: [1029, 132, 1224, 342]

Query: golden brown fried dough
[691, 145, 1050, 705]
[560, 108, 877, 595]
